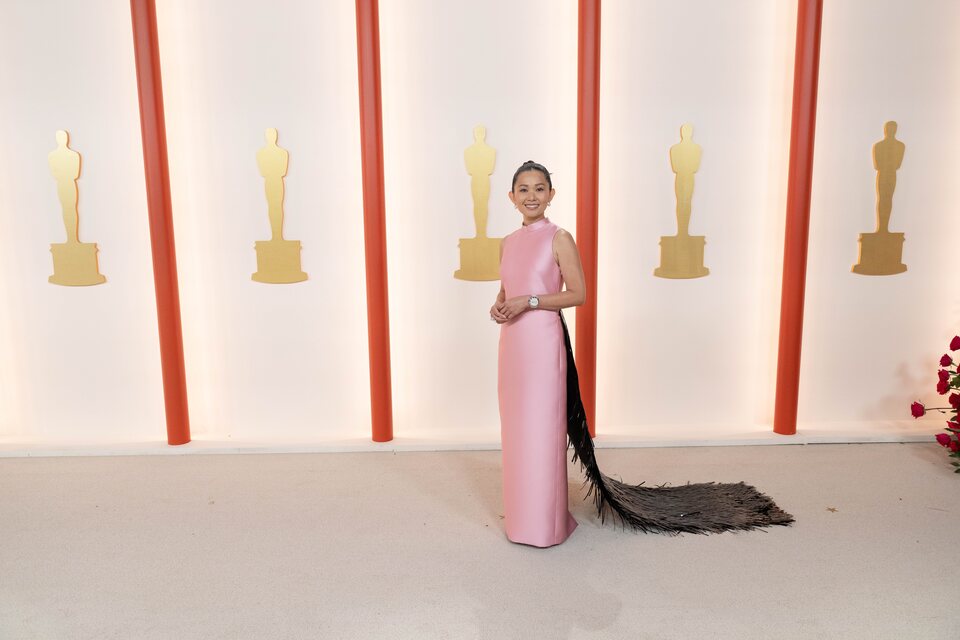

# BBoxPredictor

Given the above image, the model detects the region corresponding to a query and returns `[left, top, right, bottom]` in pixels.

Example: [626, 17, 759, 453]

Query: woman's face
[509, 170, 554, 223]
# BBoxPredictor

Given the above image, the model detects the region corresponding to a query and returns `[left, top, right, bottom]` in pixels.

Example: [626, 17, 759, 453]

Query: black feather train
[559, 312, 794, 534]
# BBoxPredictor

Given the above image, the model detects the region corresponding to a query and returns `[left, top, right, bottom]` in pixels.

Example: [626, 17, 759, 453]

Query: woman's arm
[490, 241, 509, 323]
[499, 229, 586, 319]
[534, 229, 585, 310]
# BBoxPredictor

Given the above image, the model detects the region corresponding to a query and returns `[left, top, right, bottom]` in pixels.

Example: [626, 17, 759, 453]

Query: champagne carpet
[0, 443, 953, 639]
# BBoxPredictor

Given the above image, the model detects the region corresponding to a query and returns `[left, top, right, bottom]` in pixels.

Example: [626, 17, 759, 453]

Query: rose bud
[936, 433, 952, 447]
[941, 354, 954, 367]
[939, 369, 951, 383]
[938, 380, 950, 395]
[910, 402, 926, 418]
[951, 336, 960, 351]
[950, 441, 960, 453]
[951, 394, 960, 409]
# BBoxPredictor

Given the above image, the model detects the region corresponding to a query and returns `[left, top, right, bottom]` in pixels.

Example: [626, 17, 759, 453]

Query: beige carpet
[0, 443, 953, 639]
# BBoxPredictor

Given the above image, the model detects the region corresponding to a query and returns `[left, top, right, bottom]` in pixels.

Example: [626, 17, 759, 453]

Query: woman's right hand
[490, 301, 509, 324]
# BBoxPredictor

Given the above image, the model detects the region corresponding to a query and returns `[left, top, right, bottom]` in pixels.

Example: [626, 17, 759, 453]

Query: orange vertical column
[774, 0, 824, 435]
[355, 0, 394, 442]
[129, 0, 190, 445]
[576, 0, 601, 438]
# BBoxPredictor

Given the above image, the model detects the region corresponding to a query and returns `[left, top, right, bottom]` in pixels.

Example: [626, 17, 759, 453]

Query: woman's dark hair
[511, 160, 552, 191]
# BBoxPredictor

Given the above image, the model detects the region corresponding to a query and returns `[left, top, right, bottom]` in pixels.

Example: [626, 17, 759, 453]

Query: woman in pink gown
[490, 161, 584, 547]
[490, 162, 794, 545]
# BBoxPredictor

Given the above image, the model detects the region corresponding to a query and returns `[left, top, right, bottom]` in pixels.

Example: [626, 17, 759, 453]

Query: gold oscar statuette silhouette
[47, 130, 106, 286]
[454, 125, 502, 281]
[853, 121, 907, 275]
[655, 123, 709, 279]
[252, 128, 307, 284]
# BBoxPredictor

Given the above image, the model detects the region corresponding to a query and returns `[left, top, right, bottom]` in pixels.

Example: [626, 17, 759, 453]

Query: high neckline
[520, 216, 550, 232]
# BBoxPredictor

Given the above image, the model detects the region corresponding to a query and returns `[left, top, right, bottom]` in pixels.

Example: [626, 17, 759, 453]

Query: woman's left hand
[501, 296, 531, 320]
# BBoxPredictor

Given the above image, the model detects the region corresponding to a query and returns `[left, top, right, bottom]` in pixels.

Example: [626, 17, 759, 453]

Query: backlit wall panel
[0, 1, 165, 442]
[799, 0, 960, 428]
[596, 1, 797, 436]
[379, 0, 579, 441]
[156, 0, 370, 441]
[1, 1, 953, 451]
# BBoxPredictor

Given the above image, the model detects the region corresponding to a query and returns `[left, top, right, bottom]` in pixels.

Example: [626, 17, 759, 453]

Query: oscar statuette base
[252, 239, 308, 284]
[654, 234, 709, 279]
[49, 241, 106, 286]
[454, 236, 502, 281]
[852, 231, 906, 276]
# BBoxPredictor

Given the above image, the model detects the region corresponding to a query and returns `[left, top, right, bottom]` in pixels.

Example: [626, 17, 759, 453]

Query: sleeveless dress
[498, 217, 578, 547]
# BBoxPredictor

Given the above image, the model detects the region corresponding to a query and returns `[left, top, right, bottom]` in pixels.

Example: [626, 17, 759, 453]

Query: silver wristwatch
[528, 295, 540, 309]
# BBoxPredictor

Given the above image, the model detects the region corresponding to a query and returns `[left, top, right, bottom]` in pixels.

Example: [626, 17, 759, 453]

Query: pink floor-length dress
[498, 217, 578, 547]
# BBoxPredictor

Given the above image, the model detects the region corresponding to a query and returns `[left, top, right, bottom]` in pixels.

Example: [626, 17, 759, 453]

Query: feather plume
[559, 311, 794, 534]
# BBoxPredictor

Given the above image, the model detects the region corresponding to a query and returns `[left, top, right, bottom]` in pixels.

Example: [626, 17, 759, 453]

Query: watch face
[530, 296, 539, 308]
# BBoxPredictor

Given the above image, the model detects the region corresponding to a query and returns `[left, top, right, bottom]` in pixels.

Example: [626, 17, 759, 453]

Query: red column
[129, 0, 190, 445]
[774, 0, 824, 435]
[355, 0, 394, 442]
[576, 0, 601, 438]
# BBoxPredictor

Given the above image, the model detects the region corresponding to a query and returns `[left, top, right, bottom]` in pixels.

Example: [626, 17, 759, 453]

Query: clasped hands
[489, 296, 532, 324]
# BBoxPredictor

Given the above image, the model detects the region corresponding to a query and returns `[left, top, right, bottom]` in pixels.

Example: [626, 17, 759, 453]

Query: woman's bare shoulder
[552, 227, 576, 245]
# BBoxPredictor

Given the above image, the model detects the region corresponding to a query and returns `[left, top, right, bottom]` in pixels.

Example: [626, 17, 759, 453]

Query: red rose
[938, 380, 950, 395]
[941, 354, 954, 367]
[910, 402, 926, 418]
[937, 433, 952, 447]
[951, 336, 960, 351]
[951, 394, 960, 409]
[939, 369, 951, 382]
[950, 441, 960, 453]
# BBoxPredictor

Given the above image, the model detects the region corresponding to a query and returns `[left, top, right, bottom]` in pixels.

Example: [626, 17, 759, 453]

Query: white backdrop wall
[378, 0, 579, 442]
[596, 1, 797, 437]
[0, 0, 165, 443]
[799, 0, 960, 430]
[0, 1, 951, 451]
[156, 0, 371, 442]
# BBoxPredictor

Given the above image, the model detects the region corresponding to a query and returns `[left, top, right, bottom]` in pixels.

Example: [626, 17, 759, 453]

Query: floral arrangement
[911, 335, 960, 472]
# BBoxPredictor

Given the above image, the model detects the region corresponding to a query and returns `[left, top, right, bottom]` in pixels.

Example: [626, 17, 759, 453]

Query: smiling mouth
[524, 203, 540, 209]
